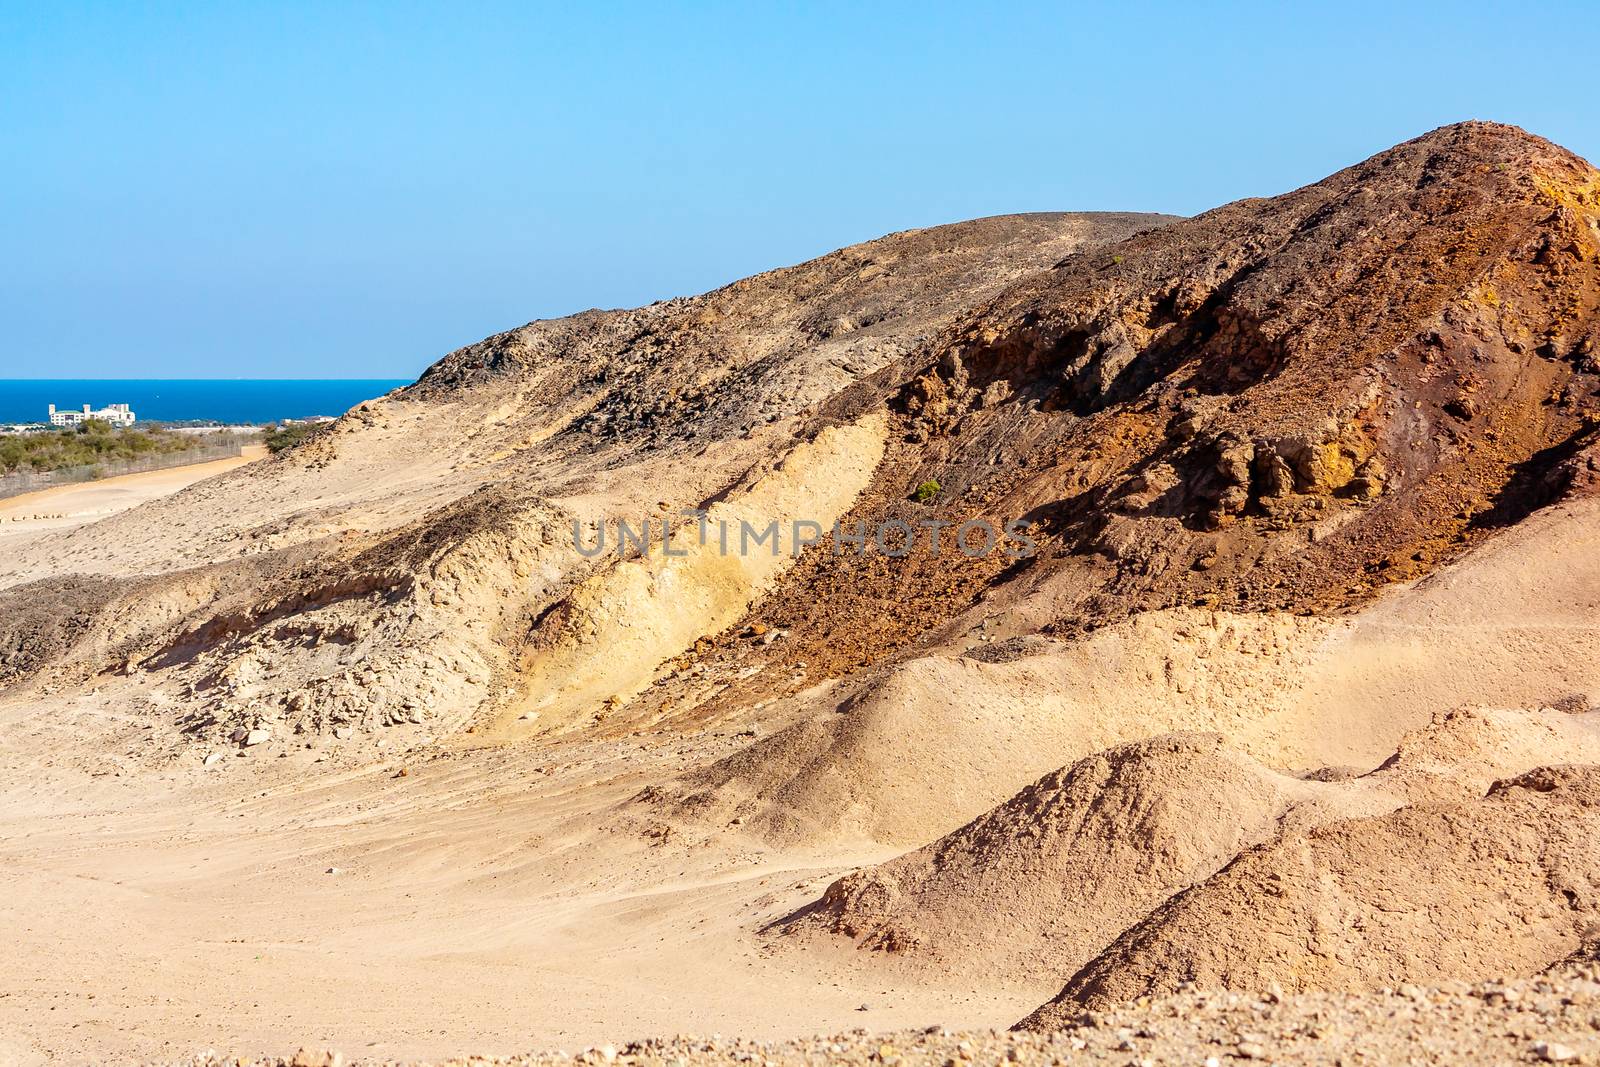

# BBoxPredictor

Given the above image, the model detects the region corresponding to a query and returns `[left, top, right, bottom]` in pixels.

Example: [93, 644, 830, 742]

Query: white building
[48, 403, 137, 428]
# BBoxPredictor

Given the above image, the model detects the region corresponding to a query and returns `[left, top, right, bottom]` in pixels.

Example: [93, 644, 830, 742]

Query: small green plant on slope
[913, 479, 940, 503]
[262, 422, 324, 454]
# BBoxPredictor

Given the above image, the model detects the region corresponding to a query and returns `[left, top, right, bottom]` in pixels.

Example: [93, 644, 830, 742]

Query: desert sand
[2, 122, 1600, 1065]
[0, 445, 266, 549]
[3, 507, 1597, 1062]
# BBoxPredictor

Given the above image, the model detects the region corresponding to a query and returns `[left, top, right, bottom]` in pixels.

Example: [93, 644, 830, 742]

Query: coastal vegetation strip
[0, 420, 250, 474]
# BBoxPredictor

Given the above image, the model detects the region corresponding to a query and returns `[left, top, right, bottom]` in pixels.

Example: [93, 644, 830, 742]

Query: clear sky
[3, 2, 1597, 380]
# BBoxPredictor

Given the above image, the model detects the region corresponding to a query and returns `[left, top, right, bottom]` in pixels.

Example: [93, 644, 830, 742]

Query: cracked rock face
[752, 121, 1600, 677]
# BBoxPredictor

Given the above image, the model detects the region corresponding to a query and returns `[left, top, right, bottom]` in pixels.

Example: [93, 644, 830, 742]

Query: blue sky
[3, 2, 1597, 380]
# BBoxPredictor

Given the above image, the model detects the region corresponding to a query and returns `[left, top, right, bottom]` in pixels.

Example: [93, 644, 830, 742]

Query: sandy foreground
[0, 727, 1034, 1064]
[0, 446, 267, 547]
[1, 499, 1597, 1064]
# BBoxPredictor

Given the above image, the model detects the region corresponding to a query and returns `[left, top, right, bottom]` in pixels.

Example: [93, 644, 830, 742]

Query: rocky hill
[3, 122, 1600, 1064]
[6, 124, 1598, 752]
[739, 121, 1600, 675]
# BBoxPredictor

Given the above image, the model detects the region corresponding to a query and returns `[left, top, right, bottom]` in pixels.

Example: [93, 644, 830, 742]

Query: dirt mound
[639, 654, 1089, 847]
[640, 494, 1600, 848]
[638, 610, 1344, 848]
[769, 734, 1348, 978]
[758, 704, 1599, 1000]
[0, 575, 122, 684]
[1369, 703, 1600, 801]
[159, 485, 578, 742]
[1020, 764, 1600, 1025]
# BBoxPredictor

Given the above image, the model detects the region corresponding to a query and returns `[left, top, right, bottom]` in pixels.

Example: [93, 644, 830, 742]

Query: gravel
[166, 966, 1600, 1066]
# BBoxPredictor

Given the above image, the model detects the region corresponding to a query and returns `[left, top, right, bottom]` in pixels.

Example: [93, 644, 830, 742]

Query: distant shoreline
[0, 379, 410, 426]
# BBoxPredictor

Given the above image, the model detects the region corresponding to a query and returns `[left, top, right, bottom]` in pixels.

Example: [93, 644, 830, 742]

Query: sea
[0, 380, 412, 426]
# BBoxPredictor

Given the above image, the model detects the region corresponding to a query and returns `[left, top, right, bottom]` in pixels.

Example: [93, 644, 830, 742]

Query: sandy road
[0, 446, 267, 548]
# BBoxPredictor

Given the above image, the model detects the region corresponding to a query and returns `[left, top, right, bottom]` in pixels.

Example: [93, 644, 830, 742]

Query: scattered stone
[288, 1049, 343, 1067]
[173, 973, 1600, 1065]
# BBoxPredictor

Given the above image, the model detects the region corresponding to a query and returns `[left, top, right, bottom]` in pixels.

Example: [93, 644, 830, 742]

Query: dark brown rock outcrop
[746, 122, 1600, 681]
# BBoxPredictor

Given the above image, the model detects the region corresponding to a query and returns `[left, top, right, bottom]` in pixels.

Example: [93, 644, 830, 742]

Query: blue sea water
[0, 380, 412, 425]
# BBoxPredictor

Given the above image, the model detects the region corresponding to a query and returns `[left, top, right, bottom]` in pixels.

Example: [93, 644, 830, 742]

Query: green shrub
[262, 422, 323, 454]
[913, 479, 941, 503]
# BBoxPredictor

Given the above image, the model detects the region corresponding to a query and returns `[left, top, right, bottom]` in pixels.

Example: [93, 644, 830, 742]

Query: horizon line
[0, 376, 415, 382]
